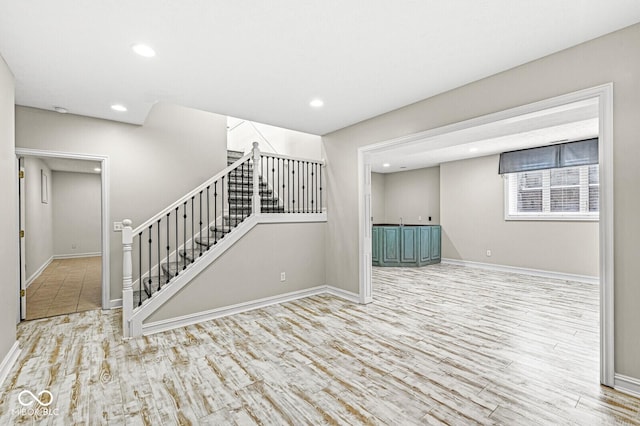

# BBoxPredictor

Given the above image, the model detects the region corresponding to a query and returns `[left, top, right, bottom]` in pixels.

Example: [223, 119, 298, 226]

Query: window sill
[505, 214, 599, 222]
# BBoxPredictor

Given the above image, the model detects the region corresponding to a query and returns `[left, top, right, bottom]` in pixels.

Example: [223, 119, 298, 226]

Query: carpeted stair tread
[133, 289, 151, 305]
[161, 260, 191, 277]
[195, 229, 230, 247]
[142, 275, 171, 296]
[179, 248, 206, 262]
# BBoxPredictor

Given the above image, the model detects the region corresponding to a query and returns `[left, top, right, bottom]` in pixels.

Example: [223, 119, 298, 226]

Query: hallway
[25, 256, 101, 320]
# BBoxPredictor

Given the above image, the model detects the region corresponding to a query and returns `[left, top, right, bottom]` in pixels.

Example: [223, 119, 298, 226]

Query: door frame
[357, 83, 614, 387]
[15, 148, 111, 311]
[18, 159, 26, 320]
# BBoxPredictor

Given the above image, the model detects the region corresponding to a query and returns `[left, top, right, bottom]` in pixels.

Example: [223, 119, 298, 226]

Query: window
[505, 165, 599, 220]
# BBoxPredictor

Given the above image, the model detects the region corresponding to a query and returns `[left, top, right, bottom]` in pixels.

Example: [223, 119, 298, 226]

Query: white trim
[441, 258, 599, 285]
[598, 83, 615, 387]
[142, 284, 359, 335]
[0, 341, 21, 389]
[15, 148, 111, 311]
[261, 151, 325, 166]
[504, 215, 599, 222]
[325, 285, 361, 303]
[142, 285, 328, 335]
[52, 252, 101, 259]
[110, 298, 122, 309]
[357, 83, 615, 387]
[614, 374, 640, 399]
[25, 256, 53, 288]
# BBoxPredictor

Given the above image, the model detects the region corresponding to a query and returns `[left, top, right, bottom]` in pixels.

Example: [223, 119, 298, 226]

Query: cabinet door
[382, 227, 400, 265]
[400, 227, 418, 263]
[419, 226, 431, 263]
[430, 226, 441, 260]
[371, 227, 380, 264]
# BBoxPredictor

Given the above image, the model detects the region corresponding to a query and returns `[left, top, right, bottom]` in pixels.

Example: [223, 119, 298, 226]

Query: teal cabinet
[430, 226, 441, 260]
[371, 227, 380, 265]
[381, 227, 400, 265]
[372, 225, 441, 267]
[419, 226, 432, 263]
[400, 227, 418, 263]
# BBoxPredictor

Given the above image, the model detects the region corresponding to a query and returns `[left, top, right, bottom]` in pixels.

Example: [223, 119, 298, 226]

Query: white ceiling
[368, 98, 599, 173]
[1, 1, 639, 135]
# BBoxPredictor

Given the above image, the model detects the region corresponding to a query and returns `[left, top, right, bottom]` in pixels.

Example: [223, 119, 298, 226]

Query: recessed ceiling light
[132, 44, 156, 58]
[111, 104, 127, 112]
[94, 167, 102, 172]
[53, 106, 68, 114]
[382, 163, 391, 168]
[469, 147, 479, 153]
[309, 99, 324, 108]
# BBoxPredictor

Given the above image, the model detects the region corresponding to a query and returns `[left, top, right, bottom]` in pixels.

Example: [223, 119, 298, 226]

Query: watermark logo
[18, 390, 53, 407]
[12, 389, 59, 417]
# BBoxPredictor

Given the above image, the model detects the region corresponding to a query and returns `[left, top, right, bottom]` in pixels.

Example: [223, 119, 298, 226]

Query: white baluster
[252, 142, 261, 215]
[121, 219, 133, 338]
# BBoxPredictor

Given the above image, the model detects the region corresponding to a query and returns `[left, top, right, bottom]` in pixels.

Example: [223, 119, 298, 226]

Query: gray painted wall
[147, 222, 326, 322]
[323, 23, 640, 378]
[24, 157, 53, 281]
[0, 55, 17, 366]
[441, 155, 598, 276]
[15, 103, 228, 302]
[371, 172, 385, 224]
[371, 168, 440, 225]
[384, 167, 440, 225]
[52, 171, 101, 257]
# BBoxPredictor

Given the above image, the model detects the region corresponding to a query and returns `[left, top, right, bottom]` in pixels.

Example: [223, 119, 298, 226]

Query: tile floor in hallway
[1, 263, 639, 424]
[25, 256, 101, 320]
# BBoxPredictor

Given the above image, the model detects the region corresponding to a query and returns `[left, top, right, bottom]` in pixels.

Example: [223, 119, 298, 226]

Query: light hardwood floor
[26, 257, 102, 320]
[2, 264, 639, 424]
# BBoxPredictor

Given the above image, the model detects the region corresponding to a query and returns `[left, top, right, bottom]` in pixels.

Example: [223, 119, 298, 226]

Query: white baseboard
[142, 285, 328, 335]
[441, 258, 599, 285]
[615, 374, 640, 398]
[325, 286, 361, 303]
[53, 252, 101, 260]
[110, 299, 122, 309]
[0, 341, 20, 389]
[25, 256, 53, 288]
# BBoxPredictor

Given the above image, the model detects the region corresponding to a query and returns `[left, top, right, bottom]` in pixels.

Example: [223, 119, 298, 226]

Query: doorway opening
[16, 149, 110, 320]
[357, 84, 614, 387]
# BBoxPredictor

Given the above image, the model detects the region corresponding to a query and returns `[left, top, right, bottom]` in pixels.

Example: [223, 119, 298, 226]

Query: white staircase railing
[120, 142, 325, 338]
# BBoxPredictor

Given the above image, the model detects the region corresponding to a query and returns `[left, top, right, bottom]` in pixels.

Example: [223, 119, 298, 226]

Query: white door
[18, 160, 26, 320]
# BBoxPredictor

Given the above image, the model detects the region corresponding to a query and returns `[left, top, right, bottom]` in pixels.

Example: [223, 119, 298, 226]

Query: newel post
[121, 219, 133, 339]
[252, 142, 261, 215]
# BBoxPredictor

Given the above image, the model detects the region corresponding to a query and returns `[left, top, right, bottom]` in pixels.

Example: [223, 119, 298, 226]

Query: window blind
[499, 138, 598, 175]
[506, 164, 599, 219]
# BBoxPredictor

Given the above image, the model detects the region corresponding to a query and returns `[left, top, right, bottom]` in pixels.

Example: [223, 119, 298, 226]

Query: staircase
[136, 150, 285, 300]
[122, 142, 326, 338]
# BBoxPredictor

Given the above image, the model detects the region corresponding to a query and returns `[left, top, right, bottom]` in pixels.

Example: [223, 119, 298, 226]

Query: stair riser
[228, 188, 273, 195]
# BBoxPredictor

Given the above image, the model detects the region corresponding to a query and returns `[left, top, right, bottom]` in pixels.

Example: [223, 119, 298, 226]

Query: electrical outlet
[280, 272, 286, 282]
[486, 249, 492, 257]
[113, 221, 123, 231]
[418, 215, 422, 221]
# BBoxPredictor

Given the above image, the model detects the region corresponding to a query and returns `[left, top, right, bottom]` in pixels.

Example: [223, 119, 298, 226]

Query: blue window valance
[498, 138, 598, 175]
